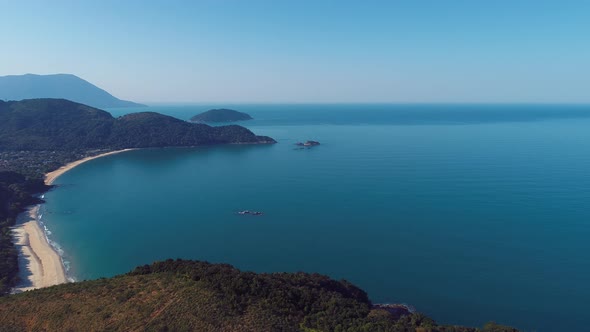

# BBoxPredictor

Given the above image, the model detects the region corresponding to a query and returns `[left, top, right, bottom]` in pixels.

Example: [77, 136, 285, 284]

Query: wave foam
[35, 205, 74, 282]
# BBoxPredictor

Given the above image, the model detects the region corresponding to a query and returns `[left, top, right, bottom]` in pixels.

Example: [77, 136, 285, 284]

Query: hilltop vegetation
[190, 108, 253, 123]
[0, 259, 518, 332]
[0, 99, 274, 151]
[0, 74, 145, 109]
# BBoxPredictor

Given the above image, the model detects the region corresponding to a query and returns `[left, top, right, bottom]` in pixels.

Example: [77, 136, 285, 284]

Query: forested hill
[0, 99, 275, 150]
[0, 74, 145, 109]
[190, 108, 253, 123]
[0, 259, 518, 332]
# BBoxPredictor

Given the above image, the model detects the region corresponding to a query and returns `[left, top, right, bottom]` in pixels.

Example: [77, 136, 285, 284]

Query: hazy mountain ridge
[0, 74, 145, 109]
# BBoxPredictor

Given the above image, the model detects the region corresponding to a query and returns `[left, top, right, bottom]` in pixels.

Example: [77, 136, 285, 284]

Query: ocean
[39, 104, 590, 331]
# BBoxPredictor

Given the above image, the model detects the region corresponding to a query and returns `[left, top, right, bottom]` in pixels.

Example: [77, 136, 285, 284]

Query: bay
[42, 104, 590, 331]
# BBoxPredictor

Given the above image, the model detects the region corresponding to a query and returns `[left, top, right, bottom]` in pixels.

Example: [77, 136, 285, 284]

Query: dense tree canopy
[0, 171, 50, 294]
[190, 108, 253, 123]
[0, 259, 519, 332]
[0, 99, 274, 151]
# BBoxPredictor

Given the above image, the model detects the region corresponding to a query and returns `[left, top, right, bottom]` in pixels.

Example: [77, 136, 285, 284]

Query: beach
[11, 149, 135, 292]
[45, 149, 136, 185]
[11, 206, 67, 292]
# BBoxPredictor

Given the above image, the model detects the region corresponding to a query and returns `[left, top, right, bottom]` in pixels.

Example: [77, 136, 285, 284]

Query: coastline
[11, 206, 67, 292]
[11, 149, 136, 292]
[45, 149, 136, 185]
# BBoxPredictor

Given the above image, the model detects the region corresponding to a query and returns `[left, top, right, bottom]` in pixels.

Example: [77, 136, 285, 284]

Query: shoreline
[45, 149, 136, 185]
[11, 205, 67, 292]
[11, 149, 136, 292]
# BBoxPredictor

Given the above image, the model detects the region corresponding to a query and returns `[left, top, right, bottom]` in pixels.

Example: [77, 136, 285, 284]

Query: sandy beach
[11, 206, 67, 292]
[45, 149, 136, 185]
[11, 149, 135, 292]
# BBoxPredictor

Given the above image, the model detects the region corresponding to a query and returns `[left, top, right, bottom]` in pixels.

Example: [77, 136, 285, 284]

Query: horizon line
[136, 101, 590, 106]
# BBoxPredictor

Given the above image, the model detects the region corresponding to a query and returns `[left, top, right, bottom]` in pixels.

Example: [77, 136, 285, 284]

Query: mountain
[0, 259, 518, 332]
[190, 108, 253, 123]
[0, 99, 275, 150]
[0, 74, 146, 109]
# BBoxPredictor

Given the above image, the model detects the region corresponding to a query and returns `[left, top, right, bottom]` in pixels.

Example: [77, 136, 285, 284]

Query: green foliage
[0, 99, 274, 151]
[0, 171, 51, 295]
[0, 150, 105, 178]
[190, 108, 253, 123]
[0, 260, 519, 331]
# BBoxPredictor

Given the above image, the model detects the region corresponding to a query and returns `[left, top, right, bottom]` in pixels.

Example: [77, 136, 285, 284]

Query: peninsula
[0, 99, 274, 150]
[190, 108, 253, 123]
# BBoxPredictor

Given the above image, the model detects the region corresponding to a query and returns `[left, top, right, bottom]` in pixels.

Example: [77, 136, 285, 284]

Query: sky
[0, 0, 589, 103]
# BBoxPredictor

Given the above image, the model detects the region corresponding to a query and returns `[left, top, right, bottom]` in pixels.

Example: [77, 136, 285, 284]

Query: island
[190, 108, 253, 123]
[295, 140, 321, 147]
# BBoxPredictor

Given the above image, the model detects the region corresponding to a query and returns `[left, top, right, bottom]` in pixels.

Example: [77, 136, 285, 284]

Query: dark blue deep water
[41, 104, 590, 331]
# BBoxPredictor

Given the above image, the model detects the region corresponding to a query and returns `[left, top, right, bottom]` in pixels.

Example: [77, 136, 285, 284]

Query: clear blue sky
[1, 0, 588, 103]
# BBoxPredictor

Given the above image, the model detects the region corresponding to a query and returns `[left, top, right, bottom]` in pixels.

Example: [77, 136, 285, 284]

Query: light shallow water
[42, 104, 590, 331]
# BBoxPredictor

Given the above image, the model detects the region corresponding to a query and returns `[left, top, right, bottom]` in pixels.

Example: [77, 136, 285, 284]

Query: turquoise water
[42, 104, 590, 331]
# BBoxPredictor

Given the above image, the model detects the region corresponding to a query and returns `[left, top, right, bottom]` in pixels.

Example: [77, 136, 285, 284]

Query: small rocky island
[190, 109, 253, 123]
[295, 140, 320, 147]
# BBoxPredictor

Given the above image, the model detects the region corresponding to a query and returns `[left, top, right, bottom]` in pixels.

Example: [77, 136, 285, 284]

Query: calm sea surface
[41, 104, 590, 331]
